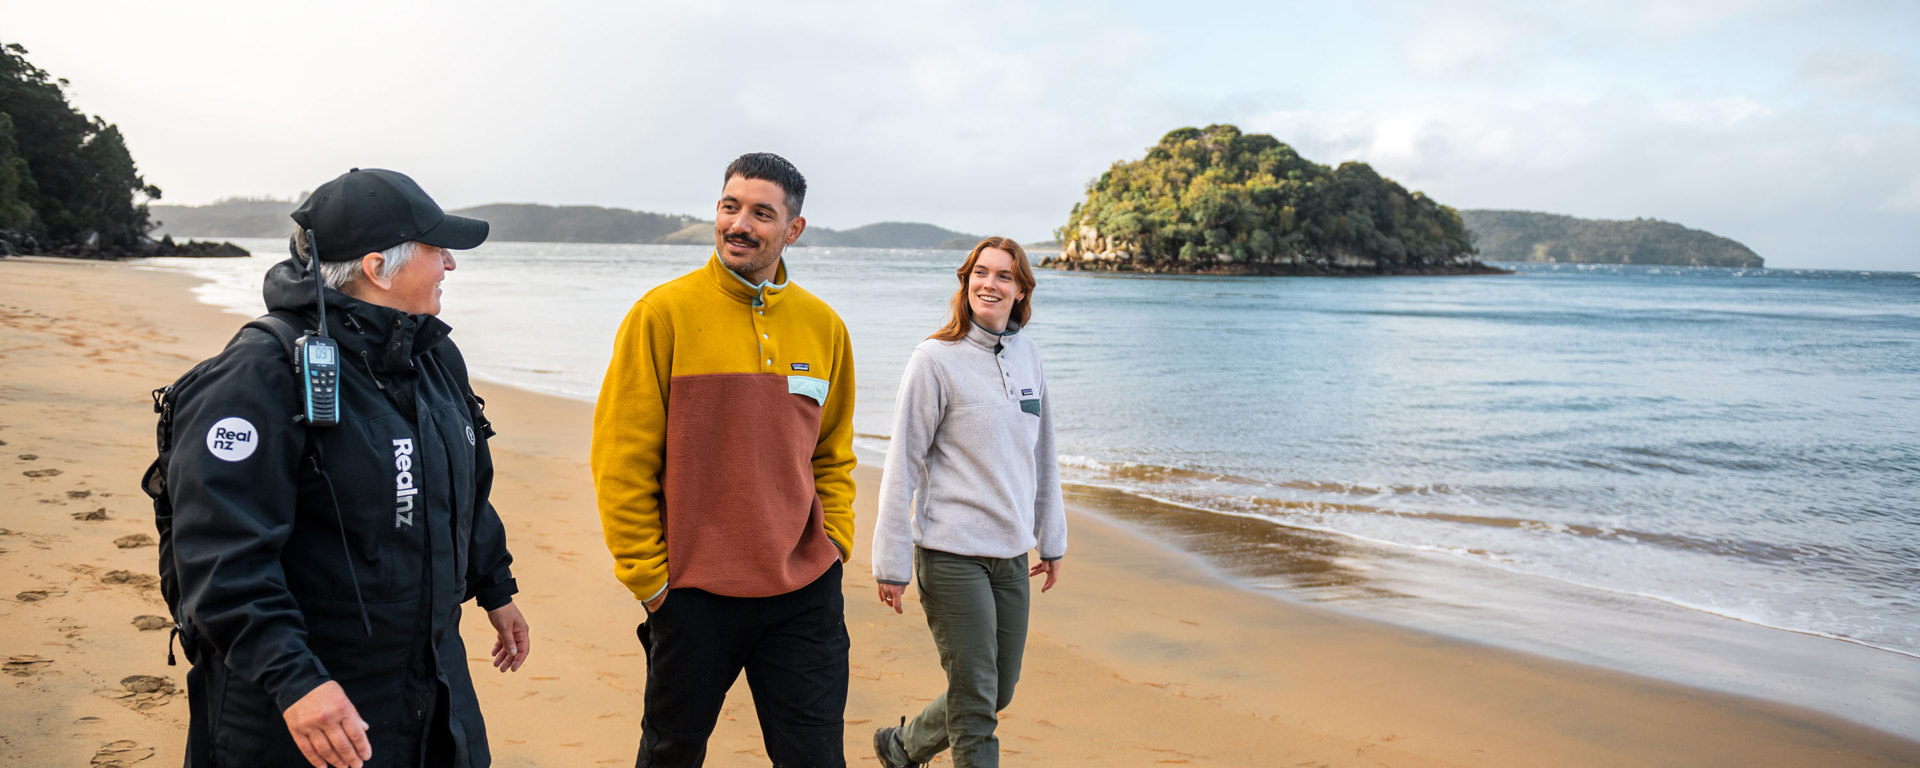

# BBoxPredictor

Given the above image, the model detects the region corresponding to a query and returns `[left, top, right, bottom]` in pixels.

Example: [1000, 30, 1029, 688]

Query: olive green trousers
[899, 547, 1030, 768]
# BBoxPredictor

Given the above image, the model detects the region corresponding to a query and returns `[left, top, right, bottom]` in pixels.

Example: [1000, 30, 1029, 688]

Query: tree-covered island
[1050, 124, 1503, 275]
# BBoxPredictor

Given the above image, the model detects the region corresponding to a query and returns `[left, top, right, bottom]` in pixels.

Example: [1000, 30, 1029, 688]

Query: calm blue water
[149, 240, 1920, 732]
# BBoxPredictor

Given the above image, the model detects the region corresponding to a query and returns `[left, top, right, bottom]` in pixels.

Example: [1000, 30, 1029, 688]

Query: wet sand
[3, 256, 1917, 767]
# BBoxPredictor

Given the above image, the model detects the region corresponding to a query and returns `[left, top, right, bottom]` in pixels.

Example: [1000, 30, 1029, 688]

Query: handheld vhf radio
[297, 229, 341, 427]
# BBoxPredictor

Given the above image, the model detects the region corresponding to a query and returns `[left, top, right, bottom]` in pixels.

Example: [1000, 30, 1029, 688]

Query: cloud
[1395, 2, 1554, 79]
[1883, 177, 1920, 214]
[1798, 48, 1920, 106]
[11, 0, 1918, 268]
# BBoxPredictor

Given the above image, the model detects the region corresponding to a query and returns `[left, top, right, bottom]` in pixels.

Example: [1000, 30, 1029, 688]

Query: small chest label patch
[1021, 388, 1034, 396]
[465, 425, 476, 445]
[790, 363, 810, 371]
[205, 417, 259, 462]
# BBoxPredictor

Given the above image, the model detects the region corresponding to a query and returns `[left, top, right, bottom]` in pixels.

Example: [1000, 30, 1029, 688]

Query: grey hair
[291, 228, 421, 291]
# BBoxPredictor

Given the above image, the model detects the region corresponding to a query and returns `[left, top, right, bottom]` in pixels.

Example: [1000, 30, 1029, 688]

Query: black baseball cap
[290, 168, 489, 262]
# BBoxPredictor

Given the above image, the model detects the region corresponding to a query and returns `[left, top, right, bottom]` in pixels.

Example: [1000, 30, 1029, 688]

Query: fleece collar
[704, 252, 791, 309]
[964, 319, 1019, 352]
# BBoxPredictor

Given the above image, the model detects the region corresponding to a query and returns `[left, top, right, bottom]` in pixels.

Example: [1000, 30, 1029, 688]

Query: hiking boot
[872, 717, 922, 768]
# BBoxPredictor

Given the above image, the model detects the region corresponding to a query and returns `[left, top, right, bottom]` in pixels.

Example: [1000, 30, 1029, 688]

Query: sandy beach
[3, 256, 1917, 767]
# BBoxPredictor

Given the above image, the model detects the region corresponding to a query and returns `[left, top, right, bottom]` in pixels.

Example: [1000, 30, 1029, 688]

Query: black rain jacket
[169, 256, 516, 767]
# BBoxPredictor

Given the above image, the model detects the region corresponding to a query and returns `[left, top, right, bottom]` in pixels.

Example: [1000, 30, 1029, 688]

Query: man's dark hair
[724, 152, 807, 218]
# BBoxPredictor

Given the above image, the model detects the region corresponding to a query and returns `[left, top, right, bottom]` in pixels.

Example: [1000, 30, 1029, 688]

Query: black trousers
[634, 561, 849, 768]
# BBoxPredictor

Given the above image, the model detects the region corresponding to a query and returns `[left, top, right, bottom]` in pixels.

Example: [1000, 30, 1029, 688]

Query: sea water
[146, 240, 1920, 737]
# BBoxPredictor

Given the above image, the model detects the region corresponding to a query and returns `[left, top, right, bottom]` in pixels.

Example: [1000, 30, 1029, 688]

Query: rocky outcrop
[1047, 225, 1506, 276]
[0, 228, 247, 260]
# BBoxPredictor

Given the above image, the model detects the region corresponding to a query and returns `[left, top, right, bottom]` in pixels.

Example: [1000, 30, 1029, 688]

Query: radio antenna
[306, 229, 330, 338]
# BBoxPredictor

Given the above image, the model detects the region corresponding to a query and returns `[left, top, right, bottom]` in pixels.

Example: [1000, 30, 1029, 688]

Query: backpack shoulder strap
[150, 311, 306, 457]
[239, 310, 308, 367]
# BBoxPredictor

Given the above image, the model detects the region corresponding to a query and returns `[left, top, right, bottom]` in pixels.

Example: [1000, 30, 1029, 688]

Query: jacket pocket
[786, 375, 829, 406]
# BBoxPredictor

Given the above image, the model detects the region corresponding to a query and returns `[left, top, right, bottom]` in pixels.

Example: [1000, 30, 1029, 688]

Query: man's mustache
[726, 233, 761, 248]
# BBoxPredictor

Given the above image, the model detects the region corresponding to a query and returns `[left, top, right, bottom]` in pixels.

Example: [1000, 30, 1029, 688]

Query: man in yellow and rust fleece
[591, 152, 856, 767]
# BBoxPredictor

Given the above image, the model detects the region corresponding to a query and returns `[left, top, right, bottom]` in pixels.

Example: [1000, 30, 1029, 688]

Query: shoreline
[3, 256, 1918, 766]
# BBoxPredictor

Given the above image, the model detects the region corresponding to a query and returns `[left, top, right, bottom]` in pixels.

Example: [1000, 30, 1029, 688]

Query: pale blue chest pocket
[788, 375, 830, 406]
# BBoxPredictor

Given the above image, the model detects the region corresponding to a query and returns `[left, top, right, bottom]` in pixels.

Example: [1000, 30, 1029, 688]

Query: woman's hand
[283, 681, 370, 768]
[487, 602, 531, 672]
[1029, 558, 1062, 592]
[877, 582, 907, 614]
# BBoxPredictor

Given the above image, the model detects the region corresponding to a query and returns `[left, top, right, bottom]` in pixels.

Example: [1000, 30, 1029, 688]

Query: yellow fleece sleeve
[591, 299, 674, 601]
[813, 317, 858, 561]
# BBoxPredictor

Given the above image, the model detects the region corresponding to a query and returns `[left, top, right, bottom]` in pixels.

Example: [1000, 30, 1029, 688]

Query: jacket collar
[703, 252, 791, 309]
[262, 256, 451, 374]
[964, 319, 1019, 352]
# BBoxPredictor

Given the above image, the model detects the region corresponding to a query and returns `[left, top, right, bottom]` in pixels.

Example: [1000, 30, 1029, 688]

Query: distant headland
[1457, 210, 1763, 268]
[149, 200, 983, 252]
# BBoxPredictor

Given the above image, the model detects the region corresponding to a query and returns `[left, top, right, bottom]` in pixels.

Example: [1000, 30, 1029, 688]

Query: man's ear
[785, 215, 806, 246]
[360, 253, 391, 289]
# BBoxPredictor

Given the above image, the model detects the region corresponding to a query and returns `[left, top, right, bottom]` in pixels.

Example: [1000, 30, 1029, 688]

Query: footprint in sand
[100, 570, 158, 589]
[19, 453, 37, 461]
[131, 615, 171, 631]
[113, 534, 154, 549]
[23, 468, 62, 478]
[16, 589, 52, 602]
[90, 739, 155, 767]
[102, 675, 179, 711]
[68, 489, 92, 499]
[4, 654, 54, 676]
[73, 507, 109, 521]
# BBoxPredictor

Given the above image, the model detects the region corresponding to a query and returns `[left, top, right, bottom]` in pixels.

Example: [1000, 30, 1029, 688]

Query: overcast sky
[12, 0, 1918, 269]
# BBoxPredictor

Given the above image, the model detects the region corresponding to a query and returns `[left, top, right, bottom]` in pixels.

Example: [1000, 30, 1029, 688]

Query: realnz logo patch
[465, 425, 476, 446]
[790, 363, 810, 371]
[392, 438, 418, 528]
[205, 417, 258, 462]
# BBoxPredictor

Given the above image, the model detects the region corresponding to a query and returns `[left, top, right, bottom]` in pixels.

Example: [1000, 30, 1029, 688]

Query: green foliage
[1458, 210, 1764, 267]
[0, 42, 160, 246]
[0, 113, 36, 229]
[1060, 124, 1478, 272]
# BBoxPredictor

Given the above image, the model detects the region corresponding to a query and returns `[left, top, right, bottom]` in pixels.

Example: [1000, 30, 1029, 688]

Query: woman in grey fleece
[871, 237, 1068, 768]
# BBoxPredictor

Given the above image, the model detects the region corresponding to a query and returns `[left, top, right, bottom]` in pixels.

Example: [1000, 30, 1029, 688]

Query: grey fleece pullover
[873, 322, 1067, 585]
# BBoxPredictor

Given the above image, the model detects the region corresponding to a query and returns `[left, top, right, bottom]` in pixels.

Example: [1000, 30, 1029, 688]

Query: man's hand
[877, 582, 907, 614]
[283, 681, 370, 768]
[1029, 558, 1062, 593]
[643, 590, 667, 613]
[487, 602, 531, 672]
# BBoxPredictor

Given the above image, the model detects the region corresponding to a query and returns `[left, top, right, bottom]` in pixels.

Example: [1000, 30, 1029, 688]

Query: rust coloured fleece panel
[661, 372, 839, 597]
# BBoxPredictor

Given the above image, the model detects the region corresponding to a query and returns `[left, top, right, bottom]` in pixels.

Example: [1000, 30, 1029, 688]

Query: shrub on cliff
[1058, 125, 1480, 273]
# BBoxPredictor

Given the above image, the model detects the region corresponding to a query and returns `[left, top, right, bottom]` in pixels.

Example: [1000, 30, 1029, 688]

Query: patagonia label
[205, 417, 258, 462]
[1021, 388, 1034, 396]
[788, 375, 830, 406]
[1020, 398, 1041, 416]
[791, 363, 810, 371]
